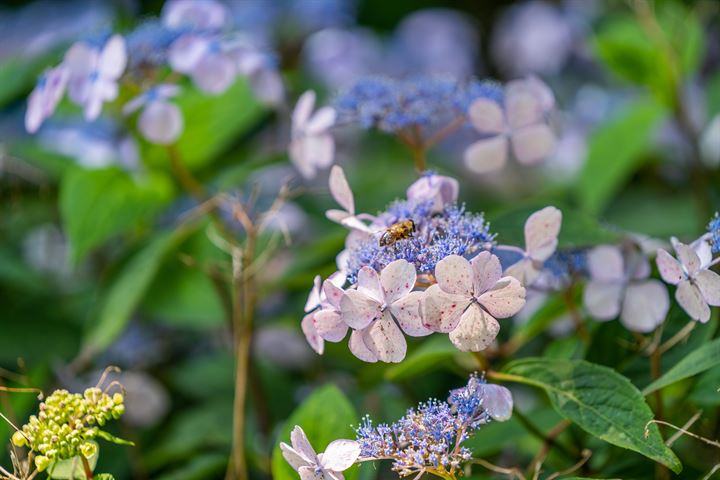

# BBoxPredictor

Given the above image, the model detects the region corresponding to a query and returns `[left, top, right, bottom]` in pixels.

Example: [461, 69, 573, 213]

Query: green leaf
[153, 453, 227, 480]
[272, 385, 358, 480]
[48, 442, 98, 480]
[643, 336, 720, 395]
[489, 204, 621, 248]
[689, 365, 720, 407]
[95, 430, 136, 446]
[385, 336, 461, 381]
[93, 475, 116, 480]
[502, 358, 682, 473]
[80, 230, 190, 358]
[576, 98, 666, 214]
[59, 167, 173, 262]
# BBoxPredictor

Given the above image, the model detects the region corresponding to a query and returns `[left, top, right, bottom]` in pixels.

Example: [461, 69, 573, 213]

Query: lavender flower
[707, 213, 720, 255]
[355, 375, 512, 478]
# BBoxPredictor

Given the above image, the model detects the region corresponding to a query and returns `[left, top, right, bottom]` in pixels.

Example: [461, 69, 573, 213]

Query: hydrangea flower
[355, 374, 512, 478]
[464, 76, 555, 173]
[583, 244, 669, 332]
[340, 260, 430, 363]
[405, 171, 459, 213]
[302, 272, 346, 355]
[502, 206, 562, 288]
[289, 91, 336, 179]
[424, 252, 526, 351]
[280, 426, 360, 480]
[123, 84, 183, 145]
[326, 165, 374, 232]
[707, 213, 720, 255]
[162, 0, 228, 31]
[657, 242, 720, 323]
[168, 35, 238, 94]
[64, 34, 127, 121]
[25, 65, 69, 133]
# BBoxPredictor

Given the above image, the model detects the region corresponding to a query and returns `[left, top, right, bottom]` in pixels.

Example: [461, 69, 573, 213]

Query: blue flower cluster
[542, 248, 588, 282]
[334, 76, 503, 133]
[345, 199, 495, 283]
[355, 375, 493, 476]
[125, 21, 185, 68]
[708, 212, 720, 254]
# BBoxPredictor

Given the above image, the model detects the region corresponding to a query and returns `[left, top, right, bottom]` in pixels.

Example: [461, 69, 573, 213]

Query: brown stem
[562, 287, 589, 344]
[527, 419, 572, 479]
[81, 456, 93, 480]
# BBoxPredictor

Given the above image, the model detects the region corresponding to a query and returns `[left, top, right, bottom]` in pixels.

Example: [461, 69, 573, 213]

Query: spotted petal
[348, 329, 377, 363]
[320, 440, 360, 471]
[362, 311, 407, 363]
[463, 136, 508, 174]
[339, 289, 380, 330]
[449, 303, 500, 352]
[620, 280, 669, 333]
[380, 259, 416, 304]
[695, 269, 720, 307]
[314, 310, 348, 342]
[301, 313, 323, 355]
[280, 443, 312, 471]
[390, 291, 432, 337]
[675, 243, 701, 276]
[470, 251, 502, 296]
[524, 206, 561, 263]
[583, 280, 623, 321]
[323, 279, 344, 309]
[422, 284, 469, 333]
[477, 276, 526, 318]
[435, 255, 473, 296]
[676, 280, 710, 322]
[656, 249, 684, 285]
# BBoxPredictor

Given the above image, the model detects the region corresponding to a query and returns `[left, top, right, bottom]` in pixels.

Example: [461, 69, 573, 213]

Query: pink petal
[480, 384, 514, 421]
[448, 303, 500, 352]
[192, 52, 237, 94]
[329, 165, 354, 214]
[406, 174, 459, 212]
[290, 426, 318, 463]
[298, 466, 325, 480]
[323, 280, 344, 309]
[293, 91, 316, 130]
[362, 311, 407, 363]
[301, 313, 324, 355]
[99, 34, 127, 79]
[582, 281, 623, 320]
[435, 255, 474, 296]
[168, 35, 208, 73]
[306, 107, 336, 134]
[587, 245, 625, 283]
[390, 291, 432, 337]
[477, 276, 526, 318]
[524, 206, 561, 262]
[656, 249, 684, 285]
[320, 440, 360, 471]
[510, 124, 555, 165]
[314, 310, 348, 342]
[470, 251, 503, 295]
[138, 101, 183, 145]
[348, 329, 377, 363]
[339, 289, 381, 330]
[695, 269, 720, 306]
[304, 275, 322, 312]
[356, 266, 383, 302]
[463, 136, 508, 174]
[505, 83, 544, 129]
[620, 280, 669, 333]
[422, 284, 469, 333]
[326, 209, 350, 224]
[676, 280, 710, 322]
[468, 98, 505, 134]
[280, 443, 311, 471]
[504, 258, 540, 287]
[380, 259, 416, 304]
[675, 243, 701, 276]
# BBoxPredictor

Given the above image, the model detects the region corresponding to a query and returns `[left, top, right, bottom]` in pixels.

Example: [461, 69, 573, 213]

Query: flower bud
[81, 442, 97, 459]
[11, 431, 27, 447]
[35, 455, 50, 472]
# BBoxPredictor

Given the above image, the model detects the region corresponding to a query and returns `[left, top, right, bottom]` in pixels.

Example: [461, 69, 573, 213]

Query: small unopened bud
[11, 431, 27, 447]
[35, 455, 50, 472]
[81, 442, 97, 459]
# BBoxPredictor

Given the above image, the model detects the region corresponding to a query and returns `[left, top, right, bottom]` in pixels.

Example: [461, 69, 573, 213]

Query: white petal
[339, 289, 381, 330]
[676, 280, 710, 322]
[449, 303, 500, 352]
[505, 83, 544, 129]
[470, 251, 502, 295]
[314, 310, 348, 342]
[390, 291, 432, 337]
[468, 98, 505, 134]
[290, 426, 318, 463]
[422, 284, 469, 333]
[326, 209, 350, 224]
[280, 443, 312, 471]
[191, 53, 236, 94]
[510, 124, 555, 165]
[480, 384, 514, 421]
[306, 107, 336, 134]
[675, 243, 701, 276]
[138, 101, 183, 145]
[695, 269, 720, 307]
[620, 280, 669, 333]
[123, 95, 147, 116]
[356, 266, 383, 302]
[301, 313, 324, 355]
[63, 42, 97, 77]
[477, 276, 526, 318]
[299, 466, 326, 480]
[406, 174, 459, 212]
[168, 35, 208, 73]
[504, 258, 540, 287]
[320, 440, 360, 471]
[464, 136, 508, 174]
[99, 34, 127, 79]
[656, 249, 684, 285]
[587, 245, 625, 282]
[323, 279, 344, 309]
[362, 311, 407, 363]
[348, 329, 377, 363]
[293, 91, 316, 130]
[693, 238, 714, 269]
[304, 275, 322, 313]
[582, 281, 623, 320]
[329, 165, 354, 214]
[435, 255, 474, 296]
[380, 259, 416, 304]
[524, 206, 562, 262]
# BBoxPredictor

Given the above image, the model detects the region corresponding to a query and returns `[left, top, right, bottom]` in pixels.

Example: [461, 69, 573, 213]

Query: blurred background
[1, 0, 720, 479]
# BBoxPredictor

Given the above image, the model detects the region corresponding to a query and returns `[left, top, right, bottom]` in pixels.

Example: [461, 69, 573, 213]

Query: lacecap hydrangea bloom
[299, 167, 572, 362]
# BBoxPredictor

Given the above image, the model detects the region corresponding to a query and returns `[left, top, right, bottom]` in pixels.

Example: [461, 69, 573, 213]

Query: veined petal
[656, 248, 684, 285]
[422, 284, 469, 333]
[290, 426, 318, 463]
[348, 329, 377, 363]
[435, 255, 474, 296]
[314, 310, 348, 342]
[320, 440, 360, 471]
[524, 206, 561, 263]
[339, 289, 381, 330]
[676, 280, 710, 322]
[695, 269, 720, 307]
[380, 259, 416, 304]
[449, 303, 500, 352]
[280, 443, 312, 471]
[390, 291, 432, 337]
[362, 311, 407, 363]
[620, 280, 669, 333]
[470, 251, 502, 295]
[356, 266, 383, 302]
[675, 242, 701, 276]
[582, 280, 623, 321]
[477, 276, 526, 318]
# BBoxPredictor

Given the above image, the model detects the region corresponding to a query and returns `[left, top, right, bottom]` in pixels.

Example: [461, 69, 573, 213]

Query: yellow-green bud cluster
[11, 388, 125, 471]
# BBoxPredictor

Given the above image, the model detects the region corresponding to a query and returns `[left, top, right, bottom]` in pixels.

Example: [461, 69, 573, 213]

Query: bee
[379, 219, 416, 246]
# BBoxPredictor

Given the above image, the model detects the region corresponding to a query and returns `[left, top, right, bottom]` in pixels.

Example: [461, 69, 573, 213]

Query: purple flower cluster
[345, 199, 494, 284]
[333, 76, 503, 133]
[708, 212, 720, 254]
[355, 375, 512, 477]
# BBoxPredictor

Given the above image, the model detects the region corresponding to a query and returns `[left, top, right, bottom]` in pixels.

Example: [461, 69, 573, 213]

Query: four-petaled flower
[280, 426, 360, 480]
[583, 244, 669, 332]
[123, 84, 183, 145]
[289, 91, 337, 179]
[302, 272, 346, 355]
[25, 66, 69, 133]
[424, 252, 526, 351]
[657, 242, 720, 322]
[341, 260, 431, 363]
[504, 206, 562, 286]
[406, 172, 459, 213]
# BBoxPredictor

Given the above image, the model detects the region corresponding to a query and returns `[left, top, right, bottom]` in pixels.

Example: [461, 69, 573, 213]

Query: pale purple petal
[468, 98, 505, 134]
[299, 466, 325, 480]
[656, 249, 684, 285]
[191, 52, 236, 94]
[587, 245, 624, 283]
[695, 269, 720, 306]
[361, 311, 407, 363]
[470, 251, 503, 296]
[620, 280, 669, 333]
[463, 136, 508, 174]
[306, 107, 336, 134]
[480, 384, 514, 421]
[390, 291, 432, 337]
[329, 165, 354, 214]
[280, 443, 312, 471]
[323, 280, 344, 310]
[422, 284, 468, 333]
[320, 440, 360, 471]
[676, 280, 710, 322]
[582, 281, 623, 320]
[301, 313, 324, 354]
[524, 206, 561, 262]
[314, 310, 348, 342]
[304, 275, 322, 312]
[168, 35, 209, 73]
[434, 255, 473, 296]
[406, 174, 459, 212]
[293, 91, 316, 131]
[290, 426, 318, 463]
[99, 34, 127, 79]
[510, 124, 555, 165]
[339, 289, 381, 330]
[138, 101, 184, 145]
[477, 276, 526, 318]
[504, 258, 540, 287]
[380, 259, 416, 304]
[356, 266, 383, 302]
[675, 243, 701, 276]
[162, 0, 228, 30]
[448, 303, 500, 352]
[348, 329, 377, 363]
[505, 82, 544, 129]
